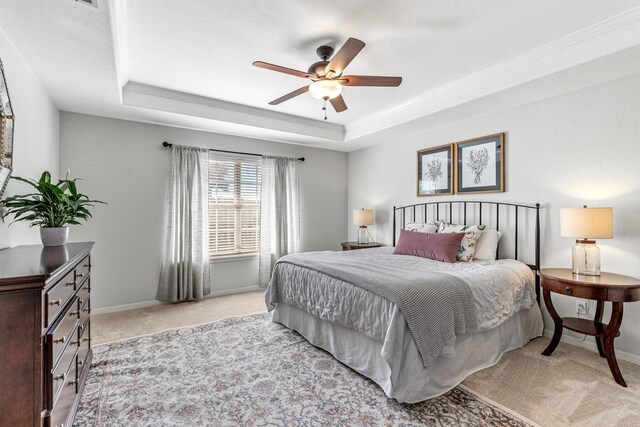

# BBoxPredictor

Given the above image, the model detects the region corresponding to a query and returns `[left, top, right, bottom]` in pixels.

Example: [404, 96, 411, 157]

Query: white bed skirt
[272, 303, 543, 403]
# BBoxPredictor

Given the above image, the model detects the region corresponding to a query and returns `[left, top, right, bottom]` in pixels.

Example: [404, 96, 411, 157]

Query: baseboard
[92, 299, 163, 315]
[208, 285, 263, 297]
[92, 285, 264, 315]
[543, 329, 640, 365]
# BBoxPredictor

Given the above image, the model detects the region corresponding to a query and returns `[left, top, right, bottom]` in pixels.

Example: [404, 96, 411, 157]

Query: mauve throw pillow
[393, 229, 465, 263]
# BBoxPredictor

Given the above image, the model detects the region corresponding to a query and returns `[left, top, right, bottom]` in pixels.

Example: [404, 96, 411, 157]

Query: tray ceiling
[1, 1, 640, 150]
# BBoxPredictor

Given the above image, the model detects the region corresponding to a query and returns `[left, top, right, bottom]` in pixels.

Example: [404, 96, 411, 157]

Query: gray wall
[0, 27, 59, 248]
[348, 73, 640, 361]
[59, 112, 348, 310]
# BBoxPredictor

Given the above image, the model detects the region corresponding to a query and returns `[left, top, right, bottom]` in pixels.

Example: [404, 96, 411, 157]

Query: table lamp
[353, 208, 374, 244]
[560, 206, 613, 276]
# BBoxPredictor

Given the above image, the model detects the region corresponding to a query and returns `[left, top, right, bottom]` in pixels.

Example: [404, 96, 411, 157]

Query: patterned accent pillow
[405, 221, 440, 234]
[439, 223, 487, 233]
[455, 230, 482, 262]
[440, 224, 486, 262]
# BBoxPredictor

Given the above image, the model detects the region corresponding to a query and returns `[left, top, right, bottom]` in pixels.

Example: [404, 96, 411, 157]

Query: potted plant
[1, 171, 105, 246]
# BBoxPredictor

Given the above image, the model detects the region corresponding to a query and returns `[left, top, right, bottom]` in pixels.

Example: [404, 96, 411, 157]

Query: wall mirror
[0, 58, 14, 197]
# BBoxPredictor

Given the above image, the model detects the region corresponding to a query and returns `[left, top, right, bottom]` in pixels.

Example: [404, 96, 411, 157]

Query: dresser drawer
[45, 269, 76, 327]
[77, 319, 91, 376]
[48, 296, 80, 367]
[77, 279, 90, 311]
[49, 330, 80, 410]
[75, 255, 91, 286]
[48, 351, 78, 427]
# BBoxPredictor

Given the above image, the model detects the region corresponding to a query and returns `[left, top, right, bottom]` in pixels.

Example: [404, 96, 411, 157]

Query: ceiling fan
[253, 38, 402, 120]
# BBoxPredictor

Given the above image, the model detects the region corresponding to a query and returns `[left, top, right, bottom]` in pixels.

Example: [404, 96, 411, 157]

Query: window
[208, 153, 261, 257]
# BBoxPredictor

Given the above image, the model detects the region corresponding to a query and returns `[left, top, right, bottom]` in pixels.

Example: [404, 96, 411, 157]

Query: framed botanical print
[0, 57, 13, 197]
[417, 143, 454, 196]
[455, 133, 504, 194]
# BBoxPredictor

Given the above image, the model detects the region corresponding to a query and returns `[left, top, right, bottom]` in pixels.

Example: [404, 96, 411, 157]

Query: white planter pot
[40, 227, 69, 247]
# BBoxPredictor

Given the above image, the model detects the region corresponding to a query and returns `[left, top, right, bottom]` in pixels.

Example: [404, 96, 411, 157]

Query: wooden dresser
[0, 242, 94, 427]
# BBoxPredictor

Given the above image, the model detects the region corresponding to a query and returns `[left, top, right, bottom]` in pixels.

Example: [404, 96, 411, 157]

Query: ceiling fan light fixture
[309, 79, 342, 100]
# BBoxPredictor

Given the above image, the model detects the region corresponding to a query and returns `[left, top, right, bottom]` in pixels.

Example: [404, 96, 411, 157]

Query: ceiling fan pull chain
[322, 98, 327, 120]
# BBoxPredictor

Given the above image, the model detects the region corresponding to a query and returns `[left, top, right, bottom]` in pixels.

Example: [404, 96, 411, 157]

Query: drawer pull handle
[53, 336, 65, 344]
[565, 286, 572, 294]
[66, 281, 75, 287]
[82, 337, 91, 343]
[77, 272, 85, 278]
[78, 359, 83, 366]
[84, 263, 90, 267]
[69, 310, 80, 317]
[82, 308, 91, 313]
[70, 340, 80, 346]
[49, 299, 62, 306]
[69, 379, 78, 386]
[79, 298, 85, 305]
[53, 374, 65, 381]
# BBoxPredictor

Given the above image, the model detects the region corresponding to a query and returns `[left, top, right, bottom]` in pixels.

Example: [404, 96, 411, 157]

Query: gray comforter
[266, 249, 479, 369]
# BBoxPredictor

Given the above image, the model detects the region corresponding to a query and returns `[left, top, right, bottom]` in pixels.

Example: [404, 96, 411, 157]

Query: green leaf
[0, 170, 107, 227]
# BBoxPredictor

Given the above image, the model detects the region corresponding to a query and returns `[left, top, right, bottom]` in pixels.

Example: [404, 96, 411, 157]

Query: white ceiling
[1, 0, 640, 150]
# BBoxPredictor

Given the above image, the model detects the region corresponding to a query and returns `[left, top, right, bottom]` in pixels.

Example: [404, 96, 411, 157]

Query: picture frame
[455, 133, 505, 194]
[0, 57, 14, 198]
[417, 143, 454, 197]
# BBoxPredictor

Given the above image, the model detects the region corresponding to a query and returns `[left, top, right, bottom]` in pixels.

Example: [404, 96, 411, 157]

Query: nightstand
[539, 268, 640, 387]
[340, 241, 382, 251]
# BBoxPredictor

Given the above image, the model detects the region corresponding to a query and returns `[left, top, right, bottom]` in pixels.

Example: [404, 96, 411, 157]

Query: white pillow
[473, 229, 502, 261]
[405, 221, 439, 234]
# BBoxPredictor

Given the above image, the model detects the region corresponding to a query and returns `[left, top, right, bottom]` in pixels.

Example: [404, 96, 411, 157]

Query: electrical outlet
[576, 300, 589, 315]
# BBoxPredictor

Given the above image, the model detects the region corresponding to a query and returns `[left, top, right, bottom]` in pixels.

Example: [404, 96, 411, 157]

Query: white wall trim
[543, 329, 640, 366]
[123, 82, 344, 141]
[208, 285, 262, 297]
[92, 285, 264, 315]
[92, 299, 162, 315]
[108, 0, 128, 103]
[344, 5, 640, 143]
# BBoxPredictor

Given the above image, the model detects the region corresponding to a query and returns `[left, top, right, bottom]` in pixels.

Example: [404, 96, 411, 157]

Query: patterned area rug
[76, 313, 535, 426]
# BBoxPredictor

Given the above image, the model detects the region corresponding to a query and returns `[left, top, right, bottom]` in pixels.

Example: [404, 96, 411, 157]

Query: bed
[265, 201, 544, 403]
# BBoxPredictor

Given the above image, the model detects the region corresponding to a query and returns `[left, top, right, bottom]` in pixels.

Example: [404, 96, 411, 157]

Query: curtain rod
[161, 141, 305, 162]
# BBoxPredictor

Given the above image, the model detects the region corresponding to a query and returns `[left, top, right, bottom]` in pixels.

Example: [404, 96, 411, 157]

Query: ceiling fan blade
[330, 95, 347, 113]
[268, 86, 309, 105]
[253, 61, 313, 79]
[341, 75, 402, 87]
[325, 38, 365, 78]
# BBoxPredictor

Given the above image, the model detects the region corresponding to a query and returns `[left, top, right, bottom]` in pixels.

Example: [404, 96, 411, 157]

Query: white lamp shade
[353, 209, 374, 226]
[560, 207, 613, 239]
[309, 80, 343, 100]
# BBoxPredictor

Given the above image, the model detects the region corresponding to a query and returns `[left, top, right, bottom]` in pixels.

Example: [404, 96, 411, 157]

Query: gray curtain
[259, 155, 300, 286]
[157, 145, 210, 302]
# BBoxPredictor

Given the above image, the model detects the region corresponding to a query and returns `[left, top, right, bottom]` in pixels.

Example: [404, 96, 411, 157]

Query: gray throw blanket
[267, 249, 479, 369]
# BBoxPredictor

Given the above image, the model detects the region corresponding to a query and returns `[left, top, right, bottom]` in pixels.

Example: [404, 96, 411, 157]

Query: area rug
[75, 313, 536, 426]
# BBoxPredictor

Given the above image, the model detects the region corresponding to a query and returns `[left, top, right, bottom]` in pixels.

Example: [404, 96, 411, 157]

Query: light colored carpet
[92, 291, 267, 344]
[463, 337, 640, 427]
[91, 291, 640, 427]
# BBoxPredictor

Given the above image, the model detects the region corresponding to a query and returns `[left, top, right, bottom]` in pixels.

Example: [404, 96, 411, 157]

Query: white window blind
[208, 153, 261, 257]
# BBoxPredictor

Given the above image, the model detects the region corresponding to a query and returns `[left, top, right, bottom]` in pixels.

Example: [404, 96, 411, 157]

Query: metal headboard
[392, 201, 541, 304]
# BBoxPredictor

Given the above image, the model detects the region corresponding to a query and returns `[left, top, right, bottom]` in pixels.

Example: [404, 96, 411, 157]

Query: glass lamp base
[358, 227, 369, 244]
[572, 240, 600, 276]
